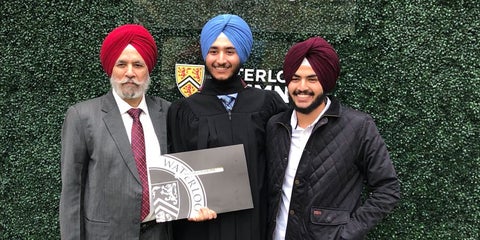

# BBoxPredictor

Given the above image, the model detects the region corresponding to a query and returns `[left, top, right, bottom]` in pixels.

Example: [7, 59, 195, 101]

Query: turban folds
[100, 24, 158, 77]
[283, 37, 340, 93]
[200, 14, 253, 64]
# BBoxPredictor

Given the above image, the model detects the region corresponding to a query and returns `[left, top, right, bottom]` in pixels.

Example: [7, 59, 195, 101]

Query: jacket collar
[322, 96, 341, 118]
[276, 96, 342, 127]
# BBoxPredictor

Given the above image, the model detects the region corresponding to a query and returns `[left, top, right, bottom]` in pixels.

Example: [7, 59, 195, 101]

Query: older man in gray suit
[60, 24, 171, 240]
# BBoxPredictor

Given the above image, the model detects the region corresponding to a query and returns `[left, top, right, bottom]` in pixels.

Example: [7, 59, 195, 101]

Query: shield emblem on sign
[152, 181, 181, 222]
[175, 64, 205, 97]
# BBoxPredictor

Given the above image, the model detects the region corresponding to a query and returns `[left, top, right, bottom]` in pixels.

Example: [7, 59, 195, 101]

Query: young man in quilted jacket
[266, 36, 400, 240]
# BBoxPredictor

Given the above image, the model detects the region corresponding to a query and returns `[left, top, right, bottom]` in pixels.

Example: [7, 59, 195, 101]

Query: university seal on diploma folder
[150, 155, 208, 222]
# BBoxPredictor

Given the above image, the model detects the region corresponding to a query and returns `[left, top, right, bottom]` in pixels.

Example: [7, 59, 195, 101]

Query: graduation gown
[168, 75, 287, 240]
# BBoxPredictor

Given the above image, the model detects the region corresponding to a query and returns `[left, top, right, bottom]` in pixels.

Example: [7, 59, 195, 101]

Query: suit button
[289, 210, 295, 215]
[294, 179, 300, 185]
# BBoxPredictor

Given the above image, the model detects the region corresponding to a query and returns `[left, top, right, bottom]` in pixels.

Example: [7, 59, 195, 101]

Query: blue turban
[200, 14, 253, 64]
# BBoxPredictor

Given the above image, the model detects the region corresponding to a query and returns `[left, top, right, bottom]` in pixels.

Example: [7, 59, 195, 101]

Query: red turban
[100, 24, 158, 77]
[283, 37, 340, 92]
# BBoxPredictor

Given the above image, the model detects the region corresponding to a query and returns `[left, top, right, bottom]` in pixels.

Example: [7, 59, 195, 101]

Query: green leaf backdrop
[1, 0, 478, 239]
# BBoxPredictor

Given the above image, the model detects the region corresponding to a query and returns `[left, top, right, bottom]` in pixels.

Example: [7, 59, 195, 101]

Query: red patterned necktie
[127, 108, 149, 221]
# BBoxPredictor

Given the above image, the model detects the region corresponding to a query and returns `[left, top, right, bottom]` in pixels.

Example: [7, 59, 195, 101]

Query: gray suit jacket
[60, 91, 171, 240]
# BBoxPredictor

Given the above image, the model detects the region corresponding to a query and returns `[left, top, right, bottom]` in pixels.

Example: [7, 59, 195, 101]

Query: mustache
[293, 90, 314, 96]
[213, 62, 231, 68]
[119, 78, 141, 85]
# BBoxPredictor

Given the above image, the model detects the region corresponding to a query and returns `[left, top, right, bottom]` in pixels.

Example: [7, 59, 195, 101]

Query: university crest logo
[175, 64, 205, 97]
[150, 155, 207, 222]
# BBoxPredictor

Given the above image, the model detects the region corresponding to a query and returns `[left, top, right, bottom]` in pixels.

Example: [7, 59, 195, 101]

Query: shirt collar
[112, 90, 149, 115]
[290, 96, 331, 130]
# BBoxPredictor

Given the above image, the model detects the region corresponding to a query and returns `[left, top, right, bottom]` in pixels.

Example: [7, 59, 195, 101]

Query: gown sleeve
[266, 90, 289, 117]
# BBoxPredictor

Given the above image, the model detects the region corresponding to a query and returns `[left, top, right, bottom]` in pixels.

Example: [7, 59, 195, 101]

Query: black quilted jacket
[266, 97, 400, 240]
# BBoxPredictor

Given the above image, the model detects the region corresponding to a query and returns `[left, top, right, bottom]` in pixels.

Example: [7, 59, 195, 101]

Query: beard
[289, 90, 327, 114]
[110, 76, 150, 100]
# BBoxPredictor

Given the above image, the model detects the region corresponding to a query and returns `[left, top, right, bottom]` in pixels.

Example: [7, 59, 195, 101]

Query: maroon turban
[283, 37, 340, 92]
[100, 24, 158, 77]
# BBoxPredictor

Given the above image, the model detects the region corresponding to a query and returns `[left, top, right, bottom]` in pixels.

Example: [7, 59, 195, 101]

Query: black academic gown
[168, 75, 287, 240]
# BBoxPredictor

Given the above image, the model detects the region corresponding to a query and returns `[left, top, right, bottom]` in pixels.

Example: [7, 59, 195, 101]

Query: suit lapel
[146, 96, 168, 154]
[102, 91, 141, 184]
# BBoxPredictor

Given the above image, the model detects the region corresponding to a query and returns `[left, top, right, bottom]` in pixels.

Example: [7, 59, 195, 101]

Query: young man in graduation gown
[168, 14, 288, 240]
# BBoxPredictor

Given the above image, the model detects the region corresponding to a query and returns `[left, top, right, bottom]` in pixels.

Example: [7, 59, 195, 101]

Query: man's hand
[188, 207, 217, 222]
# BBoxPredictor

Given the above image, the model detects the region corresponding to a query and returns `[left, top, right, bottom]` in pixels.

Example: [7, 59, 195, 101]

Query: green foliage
[1, 0, 478, 239]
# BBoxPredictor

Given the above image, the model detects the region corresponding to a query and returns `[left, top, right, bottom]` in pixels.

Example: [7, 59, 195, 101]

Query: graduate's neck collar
[201, 73, 246, 95]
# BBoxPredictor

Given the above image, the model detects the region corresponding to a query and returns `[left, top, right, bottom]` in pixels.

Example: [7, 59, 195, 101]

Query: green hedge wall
[1, 0, 478, 239]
